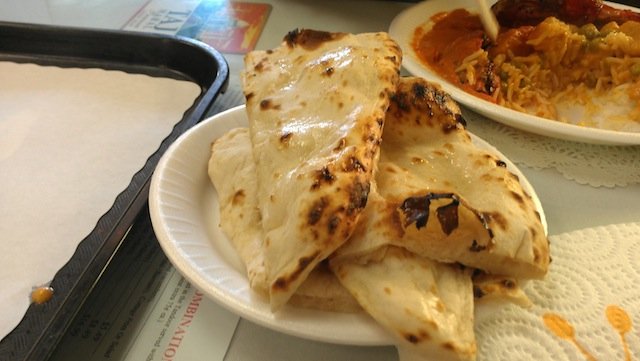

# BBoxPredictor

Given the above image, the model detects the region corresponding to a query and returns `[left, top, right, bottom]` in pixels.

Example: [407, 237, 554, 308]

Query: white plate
[388, 0, 640, 145]
[149, 105, 546, 346]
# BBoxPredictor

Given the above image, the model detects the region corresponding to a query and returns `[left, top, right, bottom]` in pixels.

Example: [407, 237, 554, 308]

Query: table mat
[463, 108, 640, 188]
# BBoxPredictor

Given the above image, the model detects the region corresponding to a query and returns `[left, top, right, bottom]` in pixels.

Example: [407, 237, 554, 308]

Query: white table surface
[2, 1, 639, 360]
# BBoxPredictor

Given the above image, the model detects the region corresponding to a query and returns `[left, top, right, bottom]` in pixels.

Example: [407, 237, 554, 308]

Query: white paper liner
[0, 61, 201, 339]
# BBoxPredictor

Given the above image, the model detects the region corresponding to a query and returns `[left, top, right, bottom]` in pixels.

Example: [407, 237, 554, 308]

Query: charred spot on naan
[403, 330, 431, 344]
[343, 156, 366, 172]
[333, 138, 347, 152]
[284, 28, 348, 50]
[307, 197, 328, 226]
[388, 80, 464, 132]
[399, 193, 491, 239]
[345, 179, 370, 213]
[252, 56, 270, 73]
[509, 190, 525, 205]
[482, 211, 508, 231]
[320, 62, 335, 77]
[232, 189, 246, 206]
[469, 240, 487, 252]
[259, 98, 280, 111]
[306, 178, 369, 236]
[363, 119, 384, 143]
[437, 199, 461, 235]
[328, 215, 342, 235]
[311, 166, 336, 190]
[272, 251, 322, 292]
[279, 131, 293, 145]
[401, 194, 445, 230]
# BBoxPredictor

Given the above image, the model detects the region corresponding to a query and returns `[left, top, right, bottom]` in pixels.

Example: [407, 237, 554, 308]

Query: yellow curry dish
[412, 1, 640, 132]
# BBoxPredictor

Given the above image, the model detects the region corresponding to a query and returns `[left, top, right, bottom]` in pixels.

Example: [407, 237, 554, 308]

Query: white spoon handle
[475, 0, 499, 41]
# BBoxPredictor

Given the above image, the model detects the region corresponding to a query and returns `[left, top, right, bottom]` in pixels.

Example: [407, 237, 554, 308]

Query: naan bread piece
[209, 127, 360, 312]
[331, 188, 477, 360]
[209, 127, 266, 291]
[332, 246, 476, 361]
[338, 77, 548, 279]
[290, 260, 361, 312]
[380, 77, 549, 278]
[242, 29, 402, 309]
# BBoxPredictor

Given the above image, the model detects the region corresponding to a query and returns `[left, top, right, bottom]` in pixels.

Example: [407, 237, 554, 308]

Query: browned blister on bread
[241, 29, 402, 310]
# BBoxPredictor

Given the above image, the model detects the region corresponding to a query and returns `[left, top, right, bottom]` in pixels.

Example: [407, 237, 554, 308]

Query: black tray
[0, 21, 229, 361]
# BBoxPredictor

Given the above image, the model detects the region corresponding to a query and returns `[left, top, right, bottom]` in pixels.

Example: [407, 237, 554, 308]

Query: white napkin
[0, 61, 200, 339]
[463, 108, 640, 188]
[475, 222, 640, 360]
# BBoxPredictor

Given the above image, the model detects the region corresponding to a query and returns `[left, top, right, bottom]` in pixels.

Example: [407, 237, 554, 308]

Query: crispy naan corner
[332, 246, 476, 361]
[371, 77, 550, 280]
[242, 29, 402, 310]
[471, 272, 532, 308]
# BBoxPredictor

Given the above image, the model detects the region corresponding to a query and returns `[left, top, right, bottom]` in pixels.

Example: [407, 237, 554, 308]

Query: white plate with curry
[389, 0, 640, 145]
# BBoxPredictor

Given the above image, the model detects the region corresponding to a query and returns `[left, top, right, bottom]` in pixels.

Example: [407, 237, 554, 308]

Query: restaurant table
[1, 1, 639, 361]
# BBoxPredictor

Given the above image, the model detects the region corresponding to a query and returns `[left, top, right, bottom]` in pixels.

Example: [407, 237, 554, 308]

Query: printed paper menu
[123, 0, 271, 53]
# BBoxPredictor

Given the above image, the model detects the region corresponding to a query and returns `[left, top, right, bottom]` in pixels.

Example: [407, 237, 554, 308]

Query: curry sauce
[412, 9, 497, 102]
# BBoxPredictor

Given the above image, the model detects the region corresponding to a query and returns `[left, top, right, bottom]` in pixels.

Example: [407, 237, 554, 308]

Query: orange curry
[412, 9, 535, 103]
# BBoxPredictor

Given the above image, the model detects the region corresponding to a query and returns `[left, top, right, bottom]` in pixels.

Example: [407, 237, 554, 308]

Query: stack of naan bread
[208, 29, 550, 361]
